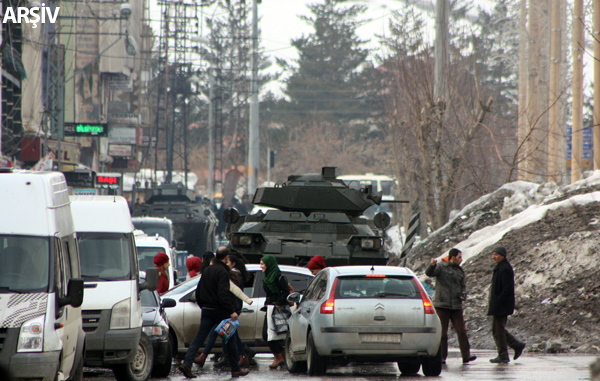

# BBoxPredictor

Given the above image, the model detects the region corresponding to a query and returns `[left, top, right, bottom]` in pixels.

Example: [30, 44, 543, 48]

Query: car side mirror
[58, 278, 85, 308]
[287, 292, 302, 304]
[141, 268, 158, 292]
[161, 298, 177, 308]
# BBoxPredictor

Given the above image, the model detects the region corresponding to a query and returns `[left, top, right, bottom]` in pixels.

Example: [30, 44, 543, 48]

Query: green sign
[64, 123, 108, 136]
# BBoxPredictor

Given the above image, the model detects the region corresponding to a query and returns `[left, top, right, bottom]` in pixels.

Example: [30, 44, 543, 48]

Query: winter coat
[157, 274, 169, 295]
[425, 261, 466, 310]
[487, 259, 515, 316]
[263, 274, 290, 307]
[195, 260, 235, 315]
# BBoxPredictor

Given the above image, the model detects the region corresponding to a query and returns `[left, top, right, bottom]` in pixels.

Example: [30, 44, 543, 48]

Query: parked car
[284, 266, 442, 377]
[140, 282, 176, 378]
[162, 264, 313, 355]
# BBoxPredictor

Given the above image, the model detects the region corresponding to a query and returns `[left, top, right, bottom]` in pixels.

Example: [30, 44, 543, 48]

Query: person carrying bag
[260, 254, 290, 369]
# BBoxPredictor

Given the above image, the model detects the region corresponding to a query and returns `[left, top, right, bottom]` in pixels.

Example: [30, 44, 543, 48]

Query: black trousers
[435, 307, 471, 361]
[492, 315, 519, 360]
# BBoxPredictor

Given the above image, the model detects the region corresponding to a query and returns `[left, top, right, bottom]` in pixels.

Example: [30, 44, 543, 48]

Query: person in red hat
[307, 255, 326, 275]
[186, 256, 202, 279]
[154, 252, 170, 295]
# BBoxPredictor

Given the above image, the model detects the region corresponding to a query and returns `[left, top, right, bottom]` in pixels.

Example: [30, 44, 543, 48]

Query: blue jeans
[183, 308, 240, 371]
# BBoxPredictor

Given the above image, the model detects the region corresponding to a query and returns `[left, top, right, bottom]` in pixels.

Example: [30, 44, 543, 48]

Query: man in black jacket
[179, 247, 249, 378]
[488, 246, 526, 364]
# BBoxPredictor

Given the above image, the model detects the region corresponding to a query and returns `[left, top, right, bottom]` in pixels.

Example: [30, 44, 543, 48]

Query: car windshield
[78, 232, 134, 281]
[335, 276, 421, 299]
[137, 246, 166, 272]
[0, 235, 50, 292]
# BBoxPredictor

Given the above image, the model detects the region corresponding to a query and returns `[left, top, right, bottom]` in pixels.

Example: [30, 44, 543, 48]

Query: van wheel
[68, 354, 84, 381]
[421, 344, 443, 376]
[306, 331, 327, 376]
[113, 333, 154, 381]
[151, 337, 173, 378]
[285, 333, 306, 373]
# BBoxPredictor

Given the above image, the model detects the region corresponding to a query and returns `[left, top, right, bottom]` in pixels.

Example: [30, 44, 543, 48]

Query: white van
[134, 230, 177, 291]
[0, 170, 85, 381]
[70, 195, 157, 381]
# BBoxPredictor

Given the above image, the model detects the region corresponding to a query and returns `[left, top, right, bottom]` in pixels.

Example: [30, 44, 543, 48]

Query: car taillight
[413, 278, 435, 314]
[320, 278, 338, 314]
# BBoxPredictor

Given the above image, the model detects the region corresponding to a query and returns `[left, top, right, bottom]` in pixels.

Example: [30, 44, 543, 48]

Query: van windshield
[0, 235, 50, 292]
[78, 232, 134, 281]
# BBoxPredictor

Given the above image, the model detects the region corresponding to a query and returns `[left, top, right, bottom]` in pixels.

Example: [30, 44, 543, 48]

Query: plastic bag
[214, 318, 239, 344]
[266, 306, 286, 341]
[271, 305, 292, 334]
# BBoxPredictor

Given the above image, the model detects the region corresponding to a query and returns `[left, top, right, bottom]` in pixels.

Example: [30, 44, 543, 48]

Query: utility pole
[208, 75, 214, 199]
[594, 0, 600, 170]
[517, 0, 528, 180]
[247, 0, 259, 195]
[526, 0, 542, 181]
[548, 0, 564, 184]
[434, 0, 449, 103]
[572, 0, 584, 182]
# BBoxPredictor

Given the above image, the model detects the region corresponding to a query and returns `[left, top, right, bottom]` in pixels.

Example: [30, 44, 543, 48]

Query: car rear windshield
[335, 275, 420, 299]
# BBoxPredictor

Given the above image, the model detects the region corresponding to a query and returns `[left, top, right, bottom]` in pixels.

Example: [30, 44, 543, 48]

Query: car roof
[327, 266, 415, 277]
[163, 264, 313, 296]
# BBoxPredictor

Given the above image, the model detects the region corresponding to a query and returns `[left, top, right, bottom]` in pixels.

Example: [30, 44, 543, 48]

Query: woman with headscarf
[260, 254, 290, 369]
[307, 255, 326, 275]
[186, 256, 202, 279]
[154, 252, 170, 295]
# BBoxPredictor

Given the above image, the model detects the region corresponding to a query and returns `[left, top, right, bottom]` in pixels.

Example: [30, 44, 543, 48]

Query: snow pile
[389, 172, 600, 354]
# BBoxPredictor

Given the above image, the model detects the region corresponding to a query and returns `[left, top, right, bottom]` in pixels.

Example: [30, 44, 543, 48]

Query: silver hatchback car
[285, 266, 442, 376]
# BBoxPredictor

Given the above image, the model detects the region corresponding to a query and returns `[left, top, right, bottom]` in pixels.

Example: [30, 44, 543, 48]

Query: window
[335, 276, 420, 299]
[282, 271, 313, 294]
[304, 272, 327, 301]
[78, 232, 134, 280]
[0, 235, 50, 292]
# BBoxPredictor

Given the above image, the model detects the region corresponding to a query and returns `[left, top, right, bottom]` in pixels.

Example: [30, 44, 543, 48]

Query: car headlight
[143, 325, 168, 338]
[110, 299, 131, 329]
[18, 315, 45, 352]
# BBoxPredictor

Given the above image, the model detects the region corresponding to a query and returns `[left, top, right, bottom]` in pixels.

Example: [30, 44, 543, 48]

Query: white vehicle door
[291, 271, 328, 353]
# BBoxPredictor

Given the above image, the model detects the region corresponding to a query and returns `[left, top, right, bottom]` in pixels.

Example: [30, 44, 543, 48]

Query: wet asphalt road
[82, 349, 597, 380]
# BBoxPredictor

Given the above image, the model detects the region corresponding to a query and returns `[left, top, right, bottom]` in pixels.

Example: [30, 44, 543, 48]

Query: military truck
[133, 182, 218, 256]
[223, 167, 392, 266]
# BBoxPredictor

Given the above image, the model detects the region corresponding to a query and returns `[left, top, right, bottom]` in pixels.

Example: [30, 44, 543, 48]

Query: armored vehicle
[133, 182, 218, 256]
[223, 167, 391, 266]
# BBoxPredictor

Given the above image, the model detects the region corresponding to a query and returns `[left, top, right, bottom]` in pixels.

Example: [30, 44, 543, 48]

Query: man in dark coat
[487, 246, 526, 363]
[178, 246, 249, 378]
[426, 248, 476, 364]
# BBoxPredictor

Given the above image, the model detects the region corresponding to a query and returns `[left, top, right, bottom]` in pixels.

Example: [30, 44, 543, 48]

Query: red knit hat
[307, 255, 326, 271]
[154, 252, 169, 267]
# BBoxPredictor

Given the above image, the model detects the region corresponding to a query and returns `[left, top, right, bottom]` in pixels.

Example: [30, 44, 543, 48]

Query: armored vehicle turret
[224, 167, 391, 266]
[133, 182, 218, 256]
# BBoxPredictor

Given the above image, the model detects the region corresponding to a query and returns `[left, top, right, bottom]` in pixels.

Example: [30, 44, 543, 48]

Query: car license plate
[360, 334, 402, 343]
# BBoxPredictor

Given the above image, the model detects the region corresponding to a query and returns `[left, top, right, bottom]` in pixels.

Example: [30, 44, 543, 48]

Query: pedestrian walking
[260, 254, 290, 369]
[307, 255, 326, 275]
[425, 248, 476, 364]
[178, 246, 249, 378]
[488, 246, 526, 364]
[154, 252, 170, 295]
[186, 256, 202, 279]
